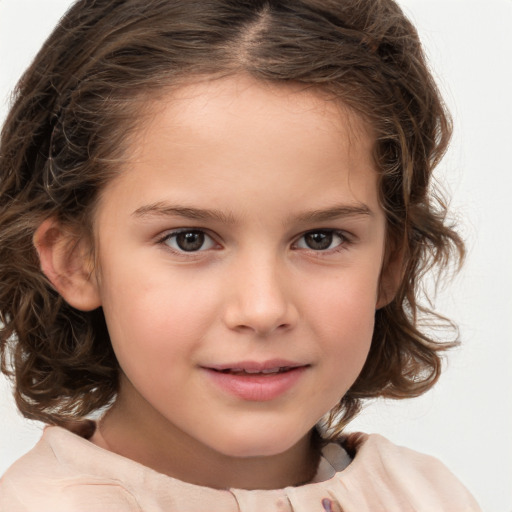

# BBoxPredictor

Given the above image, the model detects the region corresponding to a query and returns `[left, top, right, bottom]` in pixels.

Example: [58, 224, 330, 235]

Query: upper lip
[204, 360, 308, 373]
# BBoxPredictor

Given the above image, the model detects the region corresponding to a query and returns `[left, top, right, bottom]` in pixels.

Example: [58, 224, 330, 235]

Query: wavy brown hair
[0, 0, 463, 432]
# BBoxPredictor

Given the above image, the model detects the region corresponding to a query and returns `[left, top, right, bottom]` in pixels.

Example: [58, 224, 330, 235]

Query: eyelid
[292, 229, 353, 252]
[157, 228, 220, 254]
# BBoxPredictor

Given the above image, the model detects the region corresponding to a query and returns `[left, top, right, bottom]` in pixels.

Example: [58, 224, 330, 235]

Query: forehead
[96, 75, 379, 222]
[129, 74, 374, 158]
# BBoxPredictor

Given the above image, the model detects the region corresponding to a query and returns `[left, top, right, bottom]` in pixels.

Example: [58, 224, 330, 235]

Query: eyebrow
[132, 201, 372, 224]
[290, 203, 372, 223]
[132, 202, 237, 224]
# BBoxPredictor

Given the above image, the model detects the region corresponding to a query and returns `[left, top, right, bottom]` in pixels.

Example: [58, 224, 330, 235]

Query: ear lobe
[376, 246, 404, 309]
[33, 218, 101, 311]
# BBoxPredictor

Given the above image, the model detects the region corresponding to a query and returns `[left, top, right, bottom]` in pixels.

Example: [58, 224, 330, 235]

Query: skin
[41, 75, 392, 490]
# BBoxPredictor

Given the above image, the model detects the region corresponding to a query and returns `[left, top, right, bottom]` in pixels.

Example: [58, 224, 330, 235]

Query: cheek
[321, 298, 374, 375]
[304, 270, 378, 386]
[305, 265, 379, 332]
[98, 262, 221, 369]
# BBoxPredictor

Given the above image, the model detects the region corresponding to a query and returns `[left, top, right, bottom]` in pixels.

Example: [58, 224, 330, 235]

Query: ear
[33, 218, 101, 311]
[376, 246, 404, 309]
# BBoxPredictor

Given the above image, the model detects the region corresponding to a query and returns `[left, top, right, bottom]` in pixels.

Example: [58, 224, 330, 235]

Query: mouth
[211, 366, 301, 375]
[202, 361, 309, 401]
[204, 360, 308, 375]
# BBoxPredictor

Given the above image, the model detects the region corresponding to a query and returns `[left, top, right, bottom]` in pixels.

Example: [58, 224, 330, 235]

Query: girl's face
[93, 76, 388, 461]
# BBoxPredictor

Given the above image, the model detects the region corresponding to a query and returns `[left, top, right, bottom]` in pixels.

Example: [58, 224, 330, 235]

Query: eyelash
[292, 230, 350, 253]
[158, 228, 352, 255]
[158, 229, 218, 254]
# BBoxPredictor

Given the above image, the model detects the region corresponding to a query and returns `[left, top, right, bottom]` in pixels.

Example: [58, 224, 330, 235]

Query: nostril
[224, 310, 297, 335]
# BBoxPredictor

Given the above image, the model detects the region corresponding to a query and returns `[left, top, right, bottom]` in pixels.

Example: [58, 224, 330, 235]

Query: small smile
[213, 366, 299, 375]
[202, 361, 310, 401]
[204, 359, 308, 372]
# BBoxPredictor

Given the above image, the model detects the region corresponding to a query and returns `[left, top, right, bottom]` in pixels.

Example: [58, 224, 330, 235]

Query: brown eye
[304, 231, 332, 250]
[296, 230, 346, 251]
[164, 230, 215, 252]
[176, 231, 204, 251]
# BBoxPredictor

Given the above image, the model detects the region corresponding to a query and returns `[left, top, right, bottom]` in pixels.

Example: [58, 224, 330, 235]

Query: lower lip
[203, 367, 308, 401]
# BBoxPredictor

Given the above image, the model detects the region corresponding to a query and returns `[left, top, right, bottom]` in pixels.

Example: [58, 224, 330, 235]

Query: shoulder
[334, 432, 482, 511]
[0, 426, 141, 512]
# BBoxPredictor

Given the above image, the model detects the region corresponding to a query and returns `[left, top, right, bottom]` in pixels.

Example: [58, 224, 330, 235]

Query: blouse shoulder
[328, 432, 482, 512]
[0, 426, 141, 512]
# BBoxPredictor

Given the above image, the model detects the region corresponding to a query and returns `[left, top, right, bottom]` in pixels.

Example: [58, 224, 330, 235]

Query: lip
[206, 359, 305, 373]
[202, 360, 309, 401]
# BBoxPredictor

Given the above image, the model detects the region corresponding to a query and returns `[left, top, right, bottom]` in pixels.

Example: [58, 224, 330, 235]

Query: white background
[1, 1, 511, 510]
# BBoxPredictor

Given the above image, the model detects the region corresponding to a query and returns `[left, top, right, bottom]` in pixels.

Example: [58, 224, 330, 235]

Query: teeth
[220, 367, 290, 375]
[261, 368, 281, 374]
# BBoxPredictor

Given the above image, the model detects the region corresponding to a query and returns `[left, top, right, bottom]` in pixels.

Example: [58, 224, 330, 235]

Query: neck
[91, 378, 320, 490]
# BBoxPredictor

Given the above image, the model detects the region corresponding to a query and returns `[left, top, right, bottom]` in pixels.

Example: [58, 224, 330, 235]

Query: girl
[0, 0, 482, 510]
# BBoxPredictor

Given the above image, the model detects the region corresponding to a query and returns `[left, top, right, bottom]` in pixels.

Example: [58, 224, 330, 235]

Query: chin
[210, 429, 305, 459]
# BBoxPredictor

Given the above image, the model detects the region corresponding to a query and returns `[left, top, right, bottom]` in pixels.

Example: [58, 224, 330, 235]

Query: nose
[222, 254, 299, 336]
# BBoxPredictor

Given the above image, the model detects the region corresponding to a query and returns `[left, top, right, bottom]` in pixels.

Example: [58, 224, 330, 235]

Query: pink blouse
[0, 426, 481, 511]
